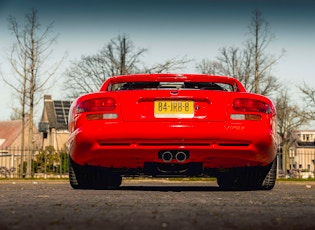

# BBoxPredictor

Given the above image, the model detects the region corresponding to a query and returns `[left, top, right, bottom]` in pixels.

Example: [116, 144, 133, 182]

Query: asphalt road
[0, 179, 314, 230]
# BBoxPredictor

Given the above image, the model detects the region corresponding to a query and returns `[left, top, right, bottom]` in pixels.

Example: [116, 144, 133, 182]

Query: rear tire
[69, 157, 82, 189]
[261, 157, 277, 190]
[69, 157, 122, 189]
[217, 157, 277, 190]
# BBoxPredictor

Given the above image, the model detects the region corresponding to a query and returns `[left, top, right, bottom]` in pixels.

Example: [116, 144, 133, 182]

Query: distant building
[288, 130, 315, 178]
[0, 116, 41, 177]
[38, 95, 72, 151]
[0, 116, 41, 149]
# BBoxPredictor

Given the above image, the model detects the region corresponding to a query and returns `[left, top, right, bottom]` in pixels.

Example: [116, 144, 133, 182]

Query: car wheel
[69, 156, 87, 189]
[238, 159, 277, 190]
[242, 157, 277, 190]
[260, 157, 277, 190]
[217, 157, 277, 190]
[69, 157, 122, 189]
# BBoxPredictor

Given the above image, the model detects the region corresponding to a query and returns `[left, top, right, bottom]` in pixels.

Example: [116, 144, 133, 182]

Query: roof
[291, 130, 315, 148]
[100, 74, 246, 92]
[0, 120, 22, 148]
[295, 141, 315, 147]
[39, 95, 72, 131]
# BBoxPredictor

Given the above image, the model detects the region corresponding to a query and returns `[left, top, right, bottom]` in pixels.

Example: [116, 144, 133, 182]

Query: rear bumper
[68, 121, 277, 169]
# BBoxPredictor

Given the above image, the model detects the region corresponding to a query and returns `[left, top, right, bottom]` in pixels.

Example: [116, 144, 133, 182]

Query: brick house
[0, 117, 41, 177]
[38, 95, 72, 151]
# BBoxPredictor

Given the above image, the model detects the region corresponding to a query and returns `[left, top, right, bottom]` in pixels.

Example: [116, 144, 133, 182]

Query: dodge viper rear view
[68, 74, 278, 190]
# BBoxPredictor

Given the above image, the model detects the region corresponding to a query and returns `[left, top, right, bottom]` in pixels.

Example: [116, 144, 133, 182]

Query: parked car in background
[68, 74, 278, 190]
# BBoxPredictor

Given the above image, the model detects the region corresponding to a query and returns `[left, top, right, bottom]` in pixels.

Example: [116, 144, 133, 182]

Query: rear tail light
[76, 97, 116, 113]
[232, 98, 272, 114]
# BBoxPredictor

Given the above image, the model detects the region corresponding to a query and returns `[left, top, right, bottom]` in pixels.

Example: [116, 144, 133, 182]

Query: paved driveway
[0, 179, 314, 229]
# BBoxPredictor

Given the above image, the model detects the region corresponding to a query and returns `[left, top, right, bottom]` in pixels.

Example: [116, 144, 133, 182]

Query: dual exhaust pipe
[159, 150, 190, 163]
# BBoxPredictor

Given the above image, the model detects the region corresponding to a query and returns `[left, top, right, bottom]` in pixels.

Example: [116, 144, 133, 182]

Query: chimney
[44, 95, 52, 100]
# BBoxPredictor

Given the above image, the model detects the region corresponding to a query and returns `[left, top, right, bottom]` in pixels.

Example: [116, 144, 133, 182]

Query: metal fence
[275, 151, 315, 179]
[287, 149, 315, 179]
[0, 146, 68, 178]
[1, 147, 314, 179]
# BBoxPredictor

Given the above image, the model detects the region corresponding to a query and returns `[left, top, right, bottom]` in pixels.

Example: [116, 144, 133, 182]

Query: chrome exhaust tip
[175, 151, 187, 162]
[161, 151, 173, 162]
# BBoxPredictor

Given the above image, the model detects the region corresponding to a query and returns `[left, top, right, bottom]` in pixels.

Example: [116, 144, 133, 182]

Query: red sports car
[68, 74, 278, 190]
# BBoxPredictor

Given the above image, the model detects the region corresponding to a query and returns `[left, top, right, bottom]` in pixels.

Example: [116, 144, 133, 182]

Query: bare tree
[2, 36, 29, 177]
[101, 34, 147, 75]
[63, 55, 108, 98]
[246, 9, 285, 95]
[3, 8, 63, 177]
[298, 82, 315, 120]
[196, 9, 284, 97]
[143, 56, 191, 74]
[64, 34, 146, 98]
[196, 58, 222, 75]
[275, 88, 309, 174]
[64, 34, 191, 98]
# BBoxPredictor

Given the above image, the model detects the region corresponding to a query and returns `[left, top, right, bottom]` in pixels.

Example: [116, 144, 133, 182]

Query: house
[288, 130, 315, 178]
[38, 95, 72, 151]
[0, 117, 41, 177]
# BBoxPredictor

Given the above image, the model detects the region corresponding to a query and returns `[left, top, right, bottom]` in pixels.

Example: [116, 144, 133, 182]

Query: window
[110, 82, 235, 92]
[301, 133, 315, 142]
[303, 134, 310, 141]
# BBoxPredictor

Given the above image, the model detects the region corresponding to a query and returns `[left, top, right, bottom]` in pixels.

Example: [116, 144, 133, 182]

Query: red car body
[68, 74, 278, 190]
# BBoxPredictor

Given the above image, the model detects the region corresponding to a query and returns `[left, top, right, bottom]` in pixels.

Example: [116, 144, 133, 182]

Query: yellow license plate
[154, 100, 194, 118]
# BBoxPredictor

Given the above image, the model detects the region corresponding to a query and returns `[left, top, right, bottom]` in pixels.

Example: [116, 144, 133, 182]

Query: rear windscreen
[108, 82, 236, 92]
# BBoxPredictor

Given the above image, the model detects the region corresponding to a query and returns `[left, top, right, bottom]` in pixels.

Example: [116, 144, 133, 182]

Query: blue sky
[0, 0, 315, 121]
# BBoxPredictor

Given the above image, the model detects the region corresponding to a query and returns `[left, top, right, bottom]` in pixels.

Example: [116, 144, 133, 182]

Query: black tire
[261, 157, 277, 190]
[69, 157, 122, 189]
[69, 156, 86, 189]
[217, 157, 277, 190]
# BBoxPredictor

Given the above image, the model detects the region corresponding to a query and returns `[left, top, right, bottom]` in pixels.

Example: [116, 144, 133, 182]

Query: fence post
[44, 149, 47, 179]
